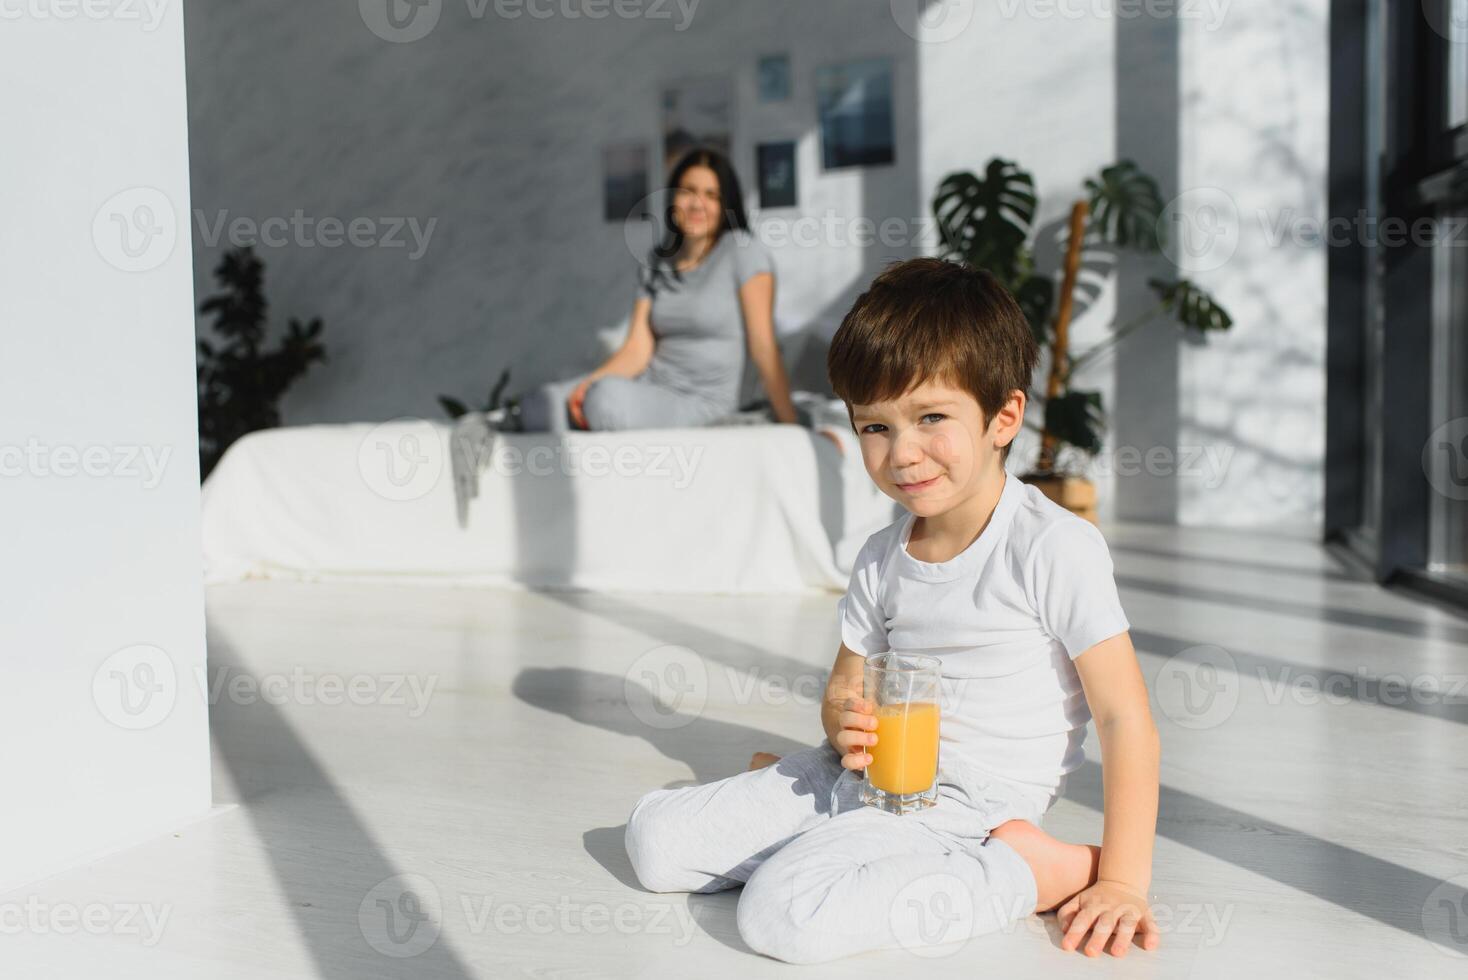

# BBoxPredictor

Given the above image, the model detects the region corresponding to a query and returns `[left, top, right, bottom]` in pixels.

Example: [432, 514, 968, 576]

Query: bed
[200, 400, 899, 594]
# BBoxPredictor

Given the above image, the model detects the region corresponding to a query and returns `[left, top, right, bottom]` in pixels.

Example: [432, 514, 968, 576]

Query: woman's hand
[567, 377, 592, 429]
[1056, 880, 1160, 957]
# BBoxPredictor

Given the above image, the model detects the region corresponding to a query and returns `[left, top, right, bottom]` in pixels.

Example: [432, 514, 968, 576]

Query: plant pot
[1019, 473, 1098, 525]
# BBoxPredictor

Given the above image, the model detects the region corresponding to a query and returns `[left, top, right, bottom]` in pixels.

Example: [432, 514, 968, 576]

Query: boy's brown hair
[826, 257, 1039, 461]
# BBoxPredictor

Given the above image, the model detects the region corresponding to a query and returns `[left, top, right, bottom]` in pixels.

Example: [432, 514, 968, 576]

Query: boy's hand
[1056, 880, 1160, 957]
[831, 695, 877, 770]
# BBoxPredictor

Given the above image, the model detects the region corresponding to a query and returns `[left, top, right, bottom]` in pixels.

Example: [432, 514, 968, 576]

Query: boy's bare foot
[748, 751, 781, 770]
[989, 819, 1101, 913]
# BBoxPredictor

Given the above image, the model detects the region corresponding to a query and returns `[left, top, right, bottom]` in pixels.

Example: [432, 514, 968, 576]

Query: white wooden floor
[5, 523, 1468, 978]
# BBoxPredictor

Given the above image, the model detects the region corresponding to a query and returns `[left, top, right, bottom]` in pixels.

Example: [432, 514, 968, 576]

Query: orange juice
[867, 701, 940, 795]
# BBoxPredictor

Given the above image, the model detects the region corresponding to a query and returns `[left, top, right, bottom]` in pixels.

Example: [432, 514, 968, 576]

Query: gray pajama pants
[623, 742, 1048, 964]
[518, 373, 728, 433]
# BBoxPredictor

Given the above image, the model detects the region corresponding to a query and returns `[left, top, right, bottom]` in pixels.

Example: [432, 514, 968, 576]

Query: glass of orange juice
[860, 652, 941, 814]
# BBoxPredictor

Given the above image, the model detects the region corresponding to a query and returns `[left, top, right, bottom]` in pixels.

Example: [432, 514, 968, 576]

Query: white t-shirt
[836, 470, 1130, 807]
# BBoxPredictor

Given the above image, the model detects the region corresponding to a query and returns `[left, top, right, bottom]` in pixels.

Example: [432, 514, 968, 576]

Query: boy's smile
[851, 377, 1025, 547]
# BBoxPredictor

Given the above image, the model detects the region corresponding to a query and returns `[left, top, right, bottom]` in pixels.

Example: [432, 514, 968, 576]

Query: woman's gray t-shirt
[635, 228, 774, 414]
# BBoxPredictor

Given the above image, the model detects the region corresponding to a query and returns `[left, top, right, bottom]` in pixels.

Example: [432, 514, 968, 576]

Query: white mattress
[200, 416, 899, 594]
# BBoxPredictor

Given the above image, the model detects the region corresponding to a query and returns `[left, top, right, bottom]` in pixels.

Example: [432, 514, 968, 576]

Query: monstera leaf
[1044, 390, 1105, 456]
[1149, 278, 1233, 332]
[1014, 274, 1056, 346]
[933, 159, 1038, 287]
[1085, 160, 1163, 252]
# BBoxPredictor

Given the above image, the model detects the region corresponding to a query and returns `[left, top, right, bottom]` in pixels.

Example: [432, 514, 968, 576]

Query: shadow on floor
[534, 590, 832, 703]
[1063, 760, 1465, 944]
[1109, 542, 1364, 584]
[1130, 627, 1468, 726]
[582, 823, 755, 955]
[210, 624, 479, 980]
[511, 665, 813, 786]
[1116, 574, 1468, 644]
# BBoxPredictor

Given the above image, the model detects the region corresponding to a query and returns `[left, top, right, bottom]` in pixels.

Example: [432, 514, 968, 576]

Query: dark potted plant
[933, 158, 1233, 521]
[438, 368, 514, 420]
[196, 247, 326, 479]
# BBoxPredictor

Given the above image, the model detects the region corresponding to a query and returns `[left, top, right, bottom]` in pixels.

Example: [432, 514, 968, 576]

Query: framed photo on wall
[601, 141, 649, 222]
[815, 58, 895, 170]
[757, 54, 791, 102]
[756, 141, 797, 209]
[661, 76, 732, 170]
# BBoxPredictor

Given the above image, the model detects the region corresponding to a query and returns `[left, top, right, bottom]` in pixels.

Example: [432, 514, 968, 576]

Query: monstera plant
[933, 158, 1232, 519]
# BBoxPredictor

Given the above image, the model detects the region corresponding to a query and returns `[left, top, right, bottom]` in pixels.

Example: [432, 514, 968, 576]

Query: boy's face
[850, 378, 1021, 517]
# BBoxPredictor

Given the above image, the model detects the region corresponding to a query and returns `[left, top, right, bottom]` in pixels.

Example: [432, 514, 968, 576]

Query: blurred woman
[514, 148, 799, 431]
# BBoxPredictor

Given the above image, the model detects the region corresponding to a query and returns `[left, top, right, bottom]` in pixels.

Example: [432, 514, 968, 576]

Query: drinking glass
[860, 652, 942, 814]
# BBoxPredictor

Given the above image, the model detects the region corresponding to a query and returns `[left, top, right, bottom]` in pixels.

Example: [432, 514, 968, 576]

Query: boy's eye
[859, 414, 943, 434]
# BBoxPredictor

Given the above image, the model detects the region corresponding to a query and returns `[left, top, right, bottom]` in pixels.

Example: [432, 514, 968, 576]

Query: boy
[624, 258, 1161, 963]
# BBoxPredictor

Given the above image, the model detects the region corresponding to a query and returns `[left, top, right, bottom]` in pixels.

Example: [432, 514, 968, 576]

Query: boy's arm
[1062, 629, 1162, 956]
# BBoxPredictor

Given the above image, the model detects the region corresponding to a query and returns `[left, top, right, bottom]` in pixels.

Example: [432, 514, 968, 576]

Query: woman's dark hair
[648, 148, 750, 284]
